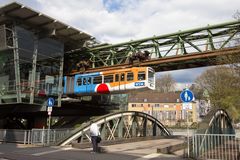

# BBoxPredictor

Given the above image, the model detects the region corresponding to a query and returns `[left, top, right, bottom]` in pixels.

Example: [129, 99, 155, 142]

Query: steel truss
[67, 20, 240, 73]
[59, 111, 171, 146]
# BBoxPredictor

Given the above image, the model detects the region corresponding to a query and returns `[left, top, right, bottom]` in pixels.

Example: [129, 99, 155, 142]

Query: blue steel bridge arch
[59, 111, 171, 146]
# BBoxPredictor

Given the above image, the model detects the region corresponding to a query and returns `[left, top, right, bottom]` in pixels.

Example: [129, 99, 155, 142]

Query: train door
[119, 72, 126, 91]
[83, 77, 93, 94]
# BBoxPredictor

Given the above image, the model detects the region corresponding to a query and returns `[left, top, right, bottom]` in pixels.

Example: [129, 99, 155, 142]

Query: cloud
[1, 0, 239, 43]
[29, 0, 240, 43]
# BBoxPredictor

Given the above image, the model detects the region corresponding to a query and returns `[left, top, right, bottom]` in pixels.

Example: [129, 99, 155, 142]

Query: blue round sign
[180, 89, 194, 103]
[47, 97, 55, 107]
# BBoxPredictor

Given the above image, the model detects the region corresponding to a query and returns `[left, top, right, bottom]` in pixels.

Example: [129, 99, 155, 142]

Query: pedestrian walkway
[80, 138, 187, 159]
[0, 138, 188, 160]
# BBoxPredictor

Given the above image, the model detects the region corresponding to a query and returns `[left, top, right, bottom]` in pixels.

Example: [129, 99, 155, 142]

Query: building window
[155, 104, 160, 107]
[132, 104, 136, 107]
[164, 105, 169, 108]
[144, 98, 147, 102]
[141, 104, 143, 107]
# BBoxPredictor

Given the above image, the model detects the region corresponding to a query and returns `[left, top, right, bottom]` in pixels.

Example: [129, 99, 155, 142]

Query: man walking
[89, 121, 100, 153]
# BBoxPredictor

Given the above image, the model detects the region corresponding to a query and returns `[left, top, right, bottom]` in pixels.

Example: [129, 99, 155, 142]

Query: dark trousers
[91, 136, 98, 152]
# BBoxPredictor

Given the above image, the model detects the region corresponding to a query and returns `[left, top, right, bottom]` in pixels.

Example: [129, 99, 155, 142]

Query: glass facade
[0, 26, 64, 105]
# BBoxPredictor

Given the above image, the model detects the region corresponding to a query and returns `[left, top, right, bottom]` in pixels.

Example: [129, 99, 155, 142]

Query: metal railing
[0, 128, 74, 146]
[192, 134, 240, 160]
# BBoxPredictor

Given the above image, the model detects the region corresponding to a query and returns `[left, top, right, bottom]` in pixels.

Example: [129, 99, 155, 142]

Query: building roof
[128, 91, 183, 103]
[0, 2, 95, 51]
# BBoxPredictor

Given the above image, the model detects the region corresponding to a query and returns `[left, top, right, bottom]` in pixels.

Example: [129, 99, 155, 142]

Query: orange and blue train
[63, 67, 155, 96]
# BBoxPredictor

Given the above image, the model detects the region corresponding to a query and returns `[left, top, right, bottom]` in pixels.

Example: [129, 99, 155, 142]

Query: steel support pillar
[13, 26, 21, 103]
[57, 56, 64, 107]
[30, 35, 38, 104]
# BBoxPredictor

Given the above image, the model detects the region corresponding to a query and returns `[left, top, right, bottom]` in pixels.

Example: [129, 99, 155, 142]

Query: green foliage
[195, 65, 240, 122]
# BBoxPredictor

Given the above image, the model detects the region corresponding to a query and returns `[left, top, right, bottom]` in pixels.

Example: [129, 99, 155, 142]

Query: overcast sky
[0, 0, 239, 85]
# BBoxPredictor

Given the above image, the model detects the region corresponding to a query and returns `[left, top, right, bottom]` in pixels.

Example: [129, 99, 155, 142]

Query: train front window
[127, 72, 134, 81]
[148, 69, 154, 82]
[138, 71, 145, 80]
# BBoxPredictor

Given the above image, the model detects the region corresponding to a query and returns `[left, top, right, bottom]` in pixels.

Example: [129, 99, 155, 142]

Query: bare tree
[156, 73, 176, 92]
[195, 66, 240, 122]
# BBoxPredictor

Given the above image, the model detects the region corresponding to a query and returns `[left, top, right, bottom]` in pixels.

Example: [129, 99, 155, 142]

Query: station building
[0, 2, 94, 106]
[0, 2, 96, 128]
[128, 91, 197, 126]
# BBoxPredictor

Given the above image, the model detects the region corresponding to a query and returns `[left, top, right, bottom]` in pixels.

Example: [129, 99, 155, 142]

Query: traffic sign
[180, 89, 194, 103]
[47, 107, 53, 112]
[47, 97, 54, 107]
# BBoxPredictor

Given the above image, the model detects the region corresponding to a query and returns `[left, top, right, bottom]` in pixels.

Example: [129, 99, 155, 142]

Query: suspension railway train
[63, 67, 155, 96]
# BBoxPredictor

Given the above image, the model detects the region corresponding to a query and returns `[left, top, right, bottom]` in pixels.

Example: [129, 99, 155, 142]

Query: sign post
[47, 97, 54, 145]
[180, 88, 194, 158]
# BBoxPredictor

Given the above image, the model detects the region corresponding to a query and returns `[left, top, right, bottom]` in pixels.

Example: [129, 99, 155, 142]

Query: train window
[88, 77, 92, 84]
[83, 78, 87, 85]
[120, 73, 125, 81]
[93, 76, 102, 84]
[77, 78, 82, 86]
[115, 74, 119, 82]
[104, 75, 113, 83]
[127, 72, 134, 81]
[138, 71, 145, 80]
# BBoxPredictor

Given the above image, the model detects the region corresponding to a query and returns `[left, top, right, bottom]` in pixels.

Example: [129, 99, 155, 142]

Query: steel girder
[68, 20, 240, 74]
[59, 111, 171, 146]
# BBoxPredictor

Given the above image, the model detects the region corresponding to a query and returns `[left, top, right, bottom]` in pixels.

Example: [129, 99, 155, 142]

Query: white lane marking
[32, 147, 72, 156]
[134, 153, 161, 160]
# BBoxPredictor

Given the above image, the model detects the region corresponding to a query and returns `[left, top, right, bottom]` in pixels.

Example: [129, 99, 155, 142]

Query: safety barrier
[192, 134, 240, 159]
[0, 128, 74, 145]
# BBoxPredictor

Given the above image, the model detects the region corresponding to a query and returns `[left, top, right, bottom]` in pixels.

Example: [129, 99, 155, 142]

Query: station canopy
[0, 2, 96, 51]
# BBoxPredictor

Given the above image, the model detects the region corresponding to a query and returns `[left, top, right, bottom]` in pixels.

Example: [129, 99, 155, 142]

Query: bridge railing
[192, 134, 240, 160]
[0, 128, 74, 146]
